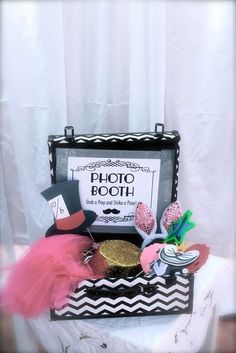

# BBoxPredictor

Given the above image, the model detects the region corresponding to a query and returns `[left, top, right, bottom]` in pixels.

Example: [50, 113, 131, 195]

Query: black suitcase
[47, 123, 194, 320]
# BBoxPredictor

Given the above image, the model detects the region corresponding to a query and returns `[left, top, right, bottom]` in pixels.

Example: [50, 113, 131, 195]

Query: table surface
[29, 255, 226, 353]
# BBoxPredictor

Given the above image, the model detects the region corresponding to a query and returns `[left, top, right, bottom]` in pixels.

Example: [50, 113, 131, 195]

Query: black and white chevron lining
[49, 132, 178, 144]
[51, 275, 193, 320]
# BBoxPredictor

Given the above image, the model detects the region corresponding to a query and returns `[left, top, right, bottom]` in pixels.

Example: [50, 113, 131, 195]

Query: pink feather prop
[0, 234, 103, 318]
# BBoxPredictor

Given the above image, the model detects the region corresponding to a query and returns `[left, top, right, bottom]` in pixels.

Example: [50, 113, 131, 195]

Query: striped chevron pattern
[50, 132, 178, 144]
[51, 274, 193, 320]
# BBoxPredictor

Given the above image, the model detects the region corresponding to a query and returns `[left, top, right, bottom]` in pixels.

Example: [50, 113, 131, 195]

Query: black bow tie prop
[41, 180, 97, 237]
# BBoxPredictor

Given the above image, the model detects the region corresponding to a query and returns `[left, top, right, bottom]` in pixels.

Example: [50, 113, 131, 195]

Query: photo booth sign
[67, 156, 161, 228]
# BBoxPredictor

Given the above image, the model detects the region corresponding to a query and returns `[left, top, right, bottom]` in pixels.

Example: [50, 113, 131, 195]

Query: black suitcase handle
[85, 284, 157, 299]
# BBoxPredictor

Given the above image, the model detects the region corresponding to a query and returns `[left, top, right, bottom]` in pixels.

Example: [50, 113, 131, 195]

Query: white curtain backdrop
[0, 0, 235, 291]
[0, 1, 235, 351]
[1, 0, 235, 257]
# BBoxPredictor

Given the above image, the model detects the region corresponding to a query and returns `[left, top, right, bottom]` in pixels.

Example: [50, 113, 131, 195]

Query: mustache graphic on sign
[103, 209, 121, 215]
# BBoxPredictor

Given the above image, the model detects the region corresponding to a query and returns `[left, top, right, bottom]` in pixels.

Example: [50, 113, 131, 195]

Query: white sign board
[67, 157, 160, 227]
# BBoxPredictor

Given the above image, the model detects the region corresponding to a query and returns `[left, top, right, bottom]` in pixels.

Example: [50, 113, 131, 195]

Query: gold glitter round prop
[100, 240, 141, 267]
[90, 240, 141, 278]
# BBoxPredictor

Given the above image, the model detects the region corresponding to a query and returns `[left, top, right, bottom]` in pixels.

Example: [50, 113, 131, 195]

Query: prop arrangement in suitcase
[42, 123, 210, 321]
[1, 124, 210, 321]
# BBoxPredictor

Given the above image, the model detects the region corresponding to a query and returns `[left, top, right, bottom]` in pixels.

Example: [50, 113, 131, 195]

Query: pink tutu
[0, 234, 102, 318]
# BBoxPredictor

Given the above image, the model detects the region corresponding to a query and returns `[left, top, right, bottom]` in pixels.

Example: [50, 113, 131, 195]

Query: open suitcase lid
[47, 123, 180, 244]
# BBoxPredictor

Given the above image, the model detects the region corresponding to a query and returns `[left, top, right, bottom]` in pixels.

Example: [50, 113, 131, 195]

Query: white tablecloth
[29, 255, 226, 353]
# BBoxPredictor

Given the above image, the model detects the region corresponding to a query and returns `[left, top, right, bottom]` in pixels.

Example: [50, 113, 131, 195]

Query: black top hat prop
[41, 180, 97, 237]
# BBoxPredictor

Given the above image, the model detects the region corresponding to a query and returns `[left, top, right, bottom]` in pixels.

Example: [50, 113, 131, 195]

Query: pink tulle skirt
[0, 234, 102, 318]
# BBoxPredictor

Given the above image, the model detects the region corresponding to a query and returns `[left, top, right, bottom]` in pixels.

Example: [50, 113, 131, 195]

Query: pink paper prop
[185, 243, 209, 273]
[140, 243, 165, 273]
